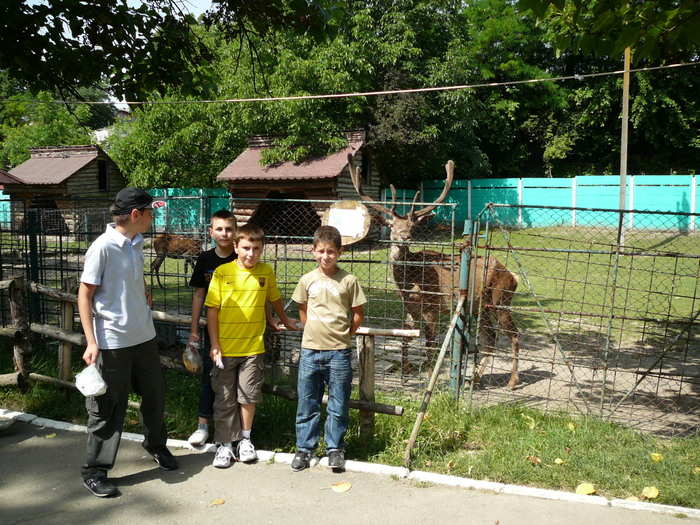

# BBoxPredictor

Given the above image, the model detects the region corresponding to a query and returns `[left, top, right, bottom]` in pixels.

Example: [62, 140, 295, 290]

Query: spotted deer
[150, 233, 203, 289]
[348, 154, 520, 388]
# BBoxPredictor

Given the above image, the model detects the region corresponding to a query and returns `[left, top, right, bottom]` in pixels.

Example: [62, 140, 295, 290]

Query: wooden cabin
[3, 145, 127, 235]
[217, 131, 380, 236]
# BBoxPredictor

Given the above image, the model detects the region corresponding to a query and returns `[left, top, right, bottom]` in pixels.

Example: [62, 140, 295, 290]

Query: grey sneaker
[291, 450, 311, 472]
[328, 449, 346, 469]
[83, 477, 118, 498]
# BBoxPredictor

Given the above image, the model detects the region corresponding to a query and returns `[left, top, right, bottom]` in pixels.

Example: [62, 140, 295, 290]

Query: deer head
[348, 153, 454, 244]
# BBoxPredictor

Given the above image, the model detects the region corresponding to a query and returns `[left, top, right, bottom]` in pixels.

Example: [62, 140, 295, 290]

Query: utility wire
[1, 61, 697, 106]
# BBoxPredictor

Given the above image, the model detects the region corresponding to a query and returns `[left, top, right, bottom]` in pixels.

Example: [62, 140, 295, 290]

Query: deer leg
[496, 310, 520, 390]
[401, 313, 415, 379]
[473, 315, 496, 386]
[150, 256, 165, 289]
[423, 311, 438, 366]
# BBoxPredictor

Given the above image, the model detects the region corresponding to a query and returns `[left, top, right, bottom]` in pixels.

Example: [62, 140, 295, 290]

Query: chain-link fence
[2, 195, 699, 436]
[464, 204, 700, 436]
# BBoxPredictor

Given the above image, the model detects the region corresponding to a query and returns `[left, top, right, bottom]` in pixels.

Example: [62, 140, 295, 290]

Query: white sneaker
[188, 428, 209, 446]
[213, 445, 235, 468]
[237, 438, 258, 463]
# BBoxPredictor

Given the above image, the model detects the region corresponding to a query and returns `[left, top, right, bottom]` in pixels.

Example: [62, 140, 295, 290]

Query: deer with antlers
[150, 233, 203, 289]
[348, 154, 520, 389]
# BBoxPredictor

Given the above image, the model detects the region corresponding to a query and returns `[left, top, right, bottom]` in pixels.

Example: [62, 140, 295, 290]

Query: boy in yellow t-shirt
[205, 223, 298, 468]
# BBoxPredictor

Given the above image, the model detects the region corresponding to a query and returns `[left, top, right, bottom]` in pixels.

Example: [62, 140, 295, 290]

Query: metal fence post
[357, 334, 376, 444]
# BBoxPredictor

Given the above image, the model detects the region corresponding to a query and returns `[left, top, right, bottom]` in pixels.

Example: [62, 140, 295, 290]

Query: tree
[0, 0, 345, 102]
[518, 0, 700, 62]
[0, 92, 93, 169]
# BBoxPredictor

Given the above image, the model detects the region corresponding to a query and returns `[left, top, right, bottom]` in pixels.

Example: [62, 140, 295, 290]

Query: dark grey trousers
[81, 337, 167, 480]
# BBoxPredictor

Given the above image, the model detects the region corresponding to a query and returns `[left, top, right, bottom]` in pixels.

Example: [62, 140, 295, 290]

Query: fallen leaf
[568, 422, 576, 432]
[575, 482, 596, 495]
[554, 457, 565, 465]
[650, 453, 664, 462]
[565, 447, 572, 453]
[523, 415, 536, 430]
[45, 433, 56, 439]
[693, 467, 700, 475]
[626, 496, 640, 502]
[641, 486, 659, 499]
[526, 455, 541, 464]
[331, 481, 352, 493]
[447, 460, 455, 470]
[211, 499, 225, 506]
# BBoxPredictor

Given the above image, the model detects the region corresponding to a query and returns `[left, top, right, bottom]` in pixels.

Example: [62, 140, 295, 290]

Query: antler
[413, 160, 454, 218]
[348, 153, 396, 217]
[349, 153, 454, 219]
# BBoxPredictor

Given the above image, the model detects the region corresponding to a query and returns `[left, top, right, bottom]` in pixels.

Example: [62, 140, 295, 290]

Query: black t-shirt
[189, 248, 237, 289]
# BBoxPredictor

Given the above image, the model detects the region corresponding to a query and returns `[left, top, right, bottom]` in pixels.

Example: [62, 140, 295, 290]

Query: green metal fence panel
[149, 188, 229, 231]
[0, 191, 9, 229]
[633, 175, 693, 213]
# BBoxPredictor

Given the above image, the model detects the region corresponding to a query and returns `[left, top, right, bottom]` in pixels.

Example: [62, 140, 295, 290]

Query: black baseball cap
[113, 187, 166, 215]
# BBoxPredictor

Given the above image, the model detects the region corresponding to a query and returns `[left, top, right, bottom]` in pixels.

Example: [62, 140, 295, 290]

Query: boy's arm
[78, 282, 99, 365]
[189, 287, 206, 345]
[207, 306, 222, 362]
[269, 298, 300, 330]
[350, 305, 365, 337]
[298, 303, 307, 327]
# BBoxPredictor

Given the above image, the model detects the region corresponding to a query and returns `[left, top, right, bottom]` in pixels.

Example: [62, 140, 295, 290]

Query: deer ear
[415, 213, 435, 226]
[371, 213, 390, 226]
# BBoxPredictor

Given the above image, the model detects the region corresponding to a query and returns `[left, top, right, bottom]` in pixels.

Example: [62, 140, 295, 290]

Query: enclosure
[0, 194, 698, 437]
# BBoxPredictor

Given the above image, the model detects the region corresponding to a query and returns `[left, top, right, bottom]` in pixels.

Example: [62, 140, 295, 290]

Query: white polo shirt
[81, 223, 156, 349]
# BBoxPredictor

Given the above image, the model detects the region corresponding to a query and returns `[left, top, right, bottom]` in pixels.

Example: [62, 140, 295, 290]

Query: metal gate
[460, 204, 700, 436]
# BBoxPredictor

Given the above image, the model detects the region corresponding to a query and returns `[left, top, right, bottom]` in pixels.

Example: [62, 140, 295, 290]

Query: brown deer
[348, 153, 520, 389]
[150, 233, 203, 288]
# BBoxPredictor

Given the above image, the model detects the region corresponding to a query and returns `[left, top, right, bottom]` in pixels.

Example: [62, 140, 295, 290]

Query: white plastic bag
[75, 364, 107, 397]
[182, 343, 203, 373]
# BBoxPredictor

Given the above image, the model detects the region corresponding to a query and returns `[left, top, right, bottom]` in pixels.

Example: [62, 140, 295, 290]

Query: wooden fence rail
[1, 276, 406, 442]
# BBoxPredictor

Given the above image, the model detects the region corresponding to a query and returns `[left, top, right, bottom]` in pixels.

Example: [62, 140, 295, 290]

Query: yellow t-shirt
[204, 260, 281, 356]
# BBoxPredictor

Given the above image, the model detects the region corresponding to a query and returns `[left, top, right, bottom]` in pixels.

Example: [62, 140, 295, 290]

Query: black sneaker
[83, 477, 118, 498]
[328, 449, 346, 469]
[291, 450, 311, 472]
[151, 447, 178, 470]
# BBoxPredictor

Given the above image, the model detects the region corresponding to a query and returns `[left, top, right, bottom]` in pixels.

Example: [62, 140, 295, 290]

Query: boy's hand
[210, 348, 224, 369]
[266, 316, 282, 332]
[188, 332, 200, 346]
[283, 317, 302, 331]
[82, 343, 99, 366]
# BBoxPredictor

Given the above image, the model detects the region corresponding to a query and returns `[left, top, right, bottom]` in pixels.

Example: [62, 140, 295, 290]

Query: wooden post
[58, 276, 78, 381]
[357, 334, 376, 444]
[8, 276, 31, 385]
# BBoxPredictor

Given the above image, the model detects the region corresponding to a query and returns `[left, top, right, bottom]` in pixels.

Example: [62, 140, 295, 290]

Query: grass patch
[2, 344, 698, 509]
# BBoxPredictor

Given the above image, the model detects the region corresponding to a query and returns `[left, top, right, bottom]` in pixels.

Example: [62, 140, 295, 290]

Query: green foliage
[0, 0, 345, 102]
[0, 92, 93, 169]
[519, 0, 700, 62]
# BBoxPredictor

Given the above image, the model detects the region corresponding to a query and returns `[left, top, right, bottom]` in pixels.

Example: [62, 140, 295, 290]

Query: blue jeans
[295, 348, 352, 453]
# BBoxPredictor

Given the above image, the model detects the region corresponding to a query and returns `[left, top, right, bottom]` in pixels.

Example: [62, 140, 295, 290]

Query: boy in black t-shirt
[187, 210, 237, 446]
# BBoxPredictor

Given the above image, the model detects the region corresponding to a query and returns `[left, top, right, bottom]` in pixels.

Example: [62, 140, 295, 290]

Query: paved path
[1, 410, 698, 525]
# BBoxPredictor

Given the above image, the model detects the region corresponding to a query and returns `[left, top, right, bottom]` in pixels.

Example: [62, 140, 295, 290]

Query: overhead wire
[0, 61, 698, 106]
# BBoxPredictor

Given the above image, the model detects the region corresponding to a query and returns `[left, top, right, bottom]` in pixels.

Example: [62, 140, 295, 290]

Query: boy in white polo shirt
[78, 187, 178, 498]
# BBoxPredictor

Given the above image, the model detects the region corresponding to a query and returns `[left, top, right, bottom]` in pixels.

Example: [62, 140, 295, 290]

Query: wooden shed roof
[0, 169, 24, 185]
[8, 145, 100, 185]
[217, 138, 364, 183]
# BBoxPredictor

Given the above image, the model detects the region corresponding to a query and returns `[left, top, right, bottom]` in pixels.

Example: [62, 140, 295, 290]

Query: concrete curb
[2, 408, 699, 520]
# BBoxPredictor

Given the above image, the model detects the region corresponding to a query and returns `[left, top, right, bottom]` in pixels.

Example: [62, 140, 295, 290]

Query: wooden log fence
[1, 277, 408, 442]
